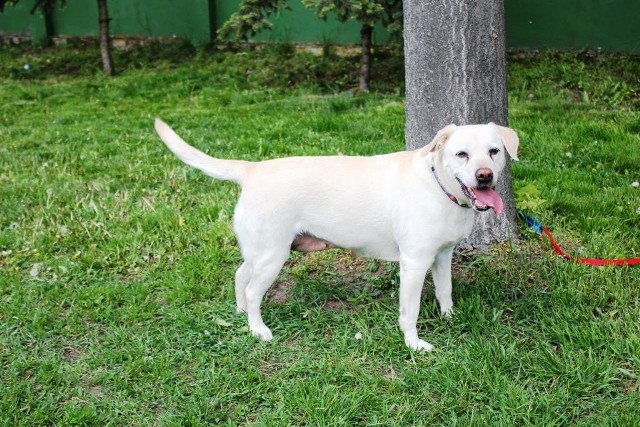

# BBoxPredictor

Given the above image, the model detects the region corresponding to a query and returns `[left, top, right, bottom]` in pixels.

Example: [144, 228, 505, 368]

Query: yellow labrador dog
[155, 119, 519, 351]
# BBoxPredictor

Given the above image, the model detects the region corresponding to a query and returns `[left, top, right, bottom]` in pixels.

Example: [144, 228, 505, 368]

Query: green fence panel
[1, 0, 639, 53]
[505, 0, 640, 54]
[214, 0, 391, 45]
[0, 1, 48, 45]
[0, 0, 215, 45]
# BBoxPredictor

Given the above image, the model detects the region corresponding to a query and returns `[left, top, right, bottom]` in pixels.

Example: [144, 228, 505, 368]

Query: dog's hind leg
[243, 249, 289, 341]
[234, 261, 252, 313]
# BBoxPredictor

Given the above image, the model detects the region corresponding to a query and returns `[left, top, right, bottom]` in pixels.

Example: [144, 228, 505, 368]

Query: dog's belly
[290, 232, 400, 260]
[291, 223, 400, 260]
[351, 243, 400, 261]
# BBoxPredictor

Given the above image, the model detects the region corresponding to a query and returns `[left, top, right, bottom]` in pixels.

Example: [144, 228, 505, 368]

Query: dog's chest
[398, 200, 476, 249]
[431, 210, 474, 244]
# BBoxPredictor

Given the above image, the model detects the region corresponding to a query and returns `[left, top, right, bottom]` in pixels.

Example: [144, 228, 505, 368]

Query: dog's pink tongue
[474, 188, 504, 215]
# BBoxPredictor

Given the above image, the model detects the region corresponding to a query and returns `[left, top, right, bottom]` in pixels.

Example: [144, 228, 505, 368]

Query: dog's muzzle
[456, 177, 504, 215]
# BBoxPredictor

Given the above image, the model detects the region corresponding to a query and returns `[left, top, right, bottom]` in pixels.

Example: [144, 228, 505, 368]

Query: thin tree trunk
[403, 0, 517, 251]
[359, 23, 373, 92]
[97, 0, 114, 76]
[43, 8, 54, 46]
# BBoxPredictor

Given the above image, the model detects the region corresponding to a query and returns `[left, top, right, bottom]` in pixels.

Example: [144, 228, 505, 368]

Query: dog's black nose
[476, 168, 493, 184]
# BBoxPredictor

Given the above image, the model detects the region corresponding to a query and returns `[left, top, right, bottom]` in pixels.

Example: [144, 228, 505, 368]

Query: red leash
[520, 212, 640, 266]
[541, 226, 640, 266]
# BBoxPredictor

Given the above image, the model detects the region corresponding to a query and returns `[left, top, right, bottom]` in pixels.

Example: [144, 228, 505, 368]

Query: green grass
[1, 44, 639, 425]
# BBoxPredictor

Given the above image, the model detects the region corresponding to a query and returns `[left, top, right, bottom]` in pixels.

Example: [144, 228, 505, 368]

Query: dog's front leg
[432, 246, 455, 317]
[398, 257, 433, 352]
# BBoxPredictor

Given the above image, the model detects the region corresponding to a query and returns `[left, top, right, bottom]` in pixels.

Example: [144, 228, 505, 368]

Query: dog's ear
[420, 124, 457, 156]
[489, 122, 519, 161]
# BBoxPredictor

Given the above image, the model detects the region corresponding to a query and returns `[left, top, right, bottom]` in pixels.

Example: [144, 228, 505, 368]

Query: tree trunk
[43, 8, 54, 46]
[359, 23, 373, 92]
[97, 0, 114, 76]
[403, 0, 517, 251]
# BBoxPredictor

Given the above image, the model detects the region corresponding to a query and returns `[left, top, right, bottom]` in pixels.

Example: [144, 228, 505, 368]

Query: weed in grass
[1, 44, 639, 425]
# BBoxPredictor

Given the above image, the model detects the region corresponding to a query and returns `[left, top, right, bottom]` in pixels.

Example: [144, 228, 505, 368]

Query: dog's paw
[441, 307, 455, 318]
[405, 337, 434, 352]
[250, 324, 273, 341]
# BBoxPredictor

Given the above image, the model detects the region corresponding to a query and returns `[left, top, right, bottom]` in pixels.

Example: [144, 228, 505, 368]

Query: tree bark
[359, 23, 373, 92]
[403, 0, 517, 251]
[97, 0, 114, 76]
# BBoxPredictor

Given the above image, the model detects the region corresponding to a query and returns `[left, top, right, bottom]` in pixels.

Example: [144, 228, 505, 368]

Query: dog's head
[421, 123, 519, 214]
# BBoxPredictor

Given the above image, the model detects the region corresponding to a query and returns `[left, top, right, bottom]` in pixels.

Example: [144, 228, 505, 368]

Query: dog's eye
[489, 148, 500, 157]
[456, 151, 468, 159]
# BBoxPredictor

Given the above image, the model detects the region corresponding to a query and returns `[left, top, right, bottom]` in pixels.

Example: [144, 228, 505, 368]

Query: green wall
[213, 1, 390, 45]
[1, 0, 639, 53]
[0, 1, 49, 44]
[0, 0, 214, 45]
[505, 0, 640, 53]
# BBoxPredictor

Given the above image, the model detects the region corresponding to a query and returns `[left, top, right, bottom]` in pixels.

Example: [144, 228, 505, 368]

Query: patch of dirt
[379, 365, 400, 382]
[260, 360, 287, 377]
[63, 346, 82, 361]
[323, 299, 346, 310]
[89, 385, 103, 399]
[270, 250, 393, 310]
[266, 279, 294, 305]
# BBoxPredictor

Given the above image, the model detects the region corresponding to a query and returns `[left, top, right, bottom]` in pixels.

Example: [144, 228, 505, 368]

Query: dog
[154, 119, 519, 351]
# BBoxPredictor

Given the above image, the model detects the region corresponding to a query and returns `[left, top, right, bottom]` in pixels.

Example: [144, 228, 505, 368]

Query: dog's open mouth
[457, 179, 505, 215]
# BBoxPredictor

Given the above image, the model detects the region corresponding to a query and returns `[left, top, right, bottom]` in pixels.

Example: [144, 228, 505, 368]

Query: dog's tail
[154, 118, 249, 185]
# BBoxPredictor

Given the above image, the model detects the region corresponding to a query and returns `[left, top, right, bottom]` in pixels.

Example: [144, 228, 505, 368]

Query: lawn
[1, 44, 639, 425]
